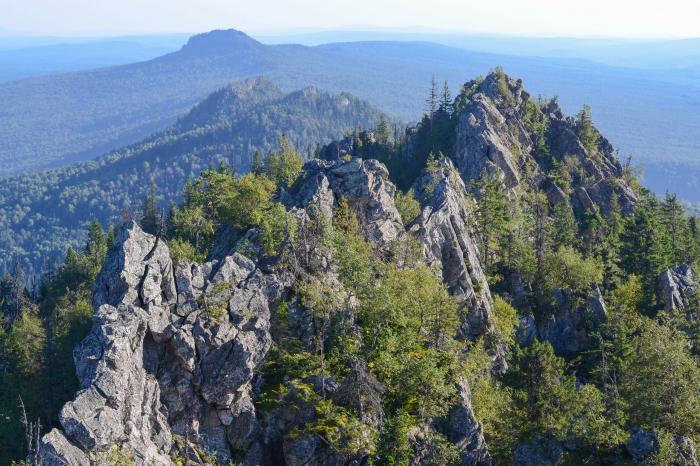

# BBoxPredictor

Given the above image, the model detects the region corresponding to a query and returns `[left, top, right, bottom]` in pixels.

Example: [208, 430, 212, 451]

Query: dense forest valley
[0, 77, 384, 275]
[2, 69, 700, 465]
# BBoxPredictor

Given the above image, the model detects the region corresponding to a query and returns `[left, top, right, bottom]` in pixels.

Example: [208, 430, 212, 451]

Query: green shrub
[395, 190, 421, 225]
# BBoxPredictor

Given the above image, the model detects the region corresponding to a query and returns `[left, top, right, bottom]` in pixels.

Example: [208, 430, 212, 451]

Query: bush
[265, 136, 304, 189]
[543, 246, 603, 293]
[394, 190, 421, 225]
[168, 237, 206, 263]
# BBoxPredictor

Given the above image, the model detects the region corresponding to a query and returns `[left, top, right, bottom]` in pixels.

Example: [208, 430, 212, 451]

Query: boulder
[660, 264, 697, 313]
[514, 438, 563, 466]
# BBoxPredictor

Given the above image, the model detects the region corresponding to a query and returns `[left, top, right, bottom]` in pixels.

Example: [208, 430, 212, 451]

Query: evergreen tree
[251, 150, 264, 175]
[140, 182, 159, 235]
[548, 200, 578, 251]
[426, 75, 438, 120]
[439, 80, 452, 115]
[375, 115, 391, 145]
[473, 171, 510, 274]
[576, 104, 600, 156]
[619, 200, 670, 308]
[265, 136, 304, 189]
[661, 192, 691, 265]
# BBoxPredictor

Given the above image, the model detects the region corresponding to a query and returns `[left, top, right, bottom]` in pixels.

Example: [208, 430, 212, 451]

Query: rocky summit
[36, 155, 498, 464]
[13, 70, 700, 466]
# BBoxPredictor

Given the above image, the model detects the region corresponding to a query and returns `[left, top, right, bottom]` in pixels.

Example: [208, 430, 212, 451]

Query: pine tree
[439, 80, 452, 115]
[548, 200, 577, 251]
[619, 200, 671, 308]
[576, 105, 600, 156]
[140, 182, 159, 235]
[660, 192, 690, 265]
[473, 171, 510, 273]
[376, 115, 391, 145]
[426, 75, 438, 120]
[251, 150, 264, 175]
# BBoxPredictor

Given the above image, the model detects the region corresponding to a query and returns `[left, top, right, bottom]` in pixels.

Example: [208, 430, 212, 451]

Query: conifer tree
[576, 104, 600, 156]
[439, 80, 452, 115]
[376, 115, 391, 145]
[661, 192, 690, 265]
[251, 150, 264, 175]
[140, 182, 159, 235]
[426, 75, 438, 120]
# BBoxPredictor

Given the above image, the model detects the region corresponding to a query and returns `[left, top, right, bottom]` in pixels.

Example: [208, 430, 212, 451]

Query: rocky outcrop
[287, 157, 404, 252]
[411, 158, 507, 371]
[514, 438, 563, 466]
[452, 72, 636, 216]
[38, 223, 282, 465]
[660, 264, 697, 313]
[516, 286, 607, 356]
[37, 156, 502, 464]
[626, 427, 700, 465]
[443, 380, 493, 466]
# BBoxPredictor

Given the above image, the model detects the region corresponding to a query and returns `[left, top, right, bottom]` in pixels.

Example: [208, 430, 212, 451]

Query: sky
[1, 0, 699, 38]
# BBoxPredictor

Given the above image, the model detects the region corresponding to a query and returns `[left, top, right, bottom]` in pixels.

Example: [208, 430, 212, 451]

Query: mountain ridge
[0, 28, 698, 203]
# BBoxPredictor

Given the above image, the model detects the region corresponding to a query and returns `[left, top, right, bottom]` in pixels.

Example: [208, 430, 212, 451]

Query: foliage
[264, 136, 304, 189]
[576, 104, 601, 156]
[0, 80, 382, 275]
[394, 189, 421, 225]
[542, 245, 603, 294]
[492, 295, 519, 348]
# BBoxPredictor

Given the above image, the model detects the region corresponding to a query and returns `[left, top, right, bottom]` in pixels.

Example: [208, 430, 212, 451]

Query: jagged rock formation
[411, 158, 507, 371]
[37, 157, 497, 465]
[442, 380, 493, 465]
[287, 157, 405, 252]
[660, 264, 697, 313]
[453, 73, 636, 216]
[37, 223, 284, 465]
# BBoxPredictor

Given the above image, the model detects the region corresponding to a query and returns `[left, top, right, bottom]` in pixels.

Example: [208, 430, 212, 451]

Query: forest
[0, 77, 384, 276]
[2, 70, 700, 465]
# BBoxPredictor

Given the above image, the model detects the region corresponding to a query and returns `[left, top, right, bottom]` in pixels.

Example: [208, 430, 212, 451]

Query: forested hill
[1, 29, 699, 205]
[0, 77, 383, 274]
[9, 70, 700, 465]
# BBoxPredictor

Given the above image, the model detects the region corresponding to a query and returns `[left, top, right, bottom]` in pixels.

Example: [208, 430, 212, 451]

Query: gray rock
[514, 438, 563, 466]
[660, 264, 697, 313]
[35, 430, 89, 466]
[38, 222, 279, 465]
[444, 380, 493, 465]
[452, 73, 636, 217]
[288, 158, 405, 252]
[516, 312, 537, 347]
[537, 286, 607, 357]
[411, 157, 507, 372]
[678, 436, 700, 466]
[626, 427, 658, 459]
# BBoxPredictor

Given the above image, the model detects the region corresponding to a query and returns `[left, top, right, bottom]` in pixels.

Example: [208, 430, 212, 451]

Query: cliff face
[411, 158, 506, 372]
[37, 223, 284, 465]
[453, 72, 637, 216]
[36, 158, 497, 465]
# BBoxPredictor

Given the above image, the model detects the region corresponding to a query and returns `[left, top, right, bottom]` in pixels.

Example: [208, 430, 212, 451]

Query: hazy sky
[2, 0, 699, 38]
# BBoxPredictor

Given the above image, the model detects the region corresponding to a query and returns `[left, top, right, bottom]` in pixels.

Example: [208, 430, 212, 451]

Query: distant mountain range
[0, 35, 189, 81]
[0, 78, 383, 272]
[0, 29, 698, 201]
[256, 30, 700, 70]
